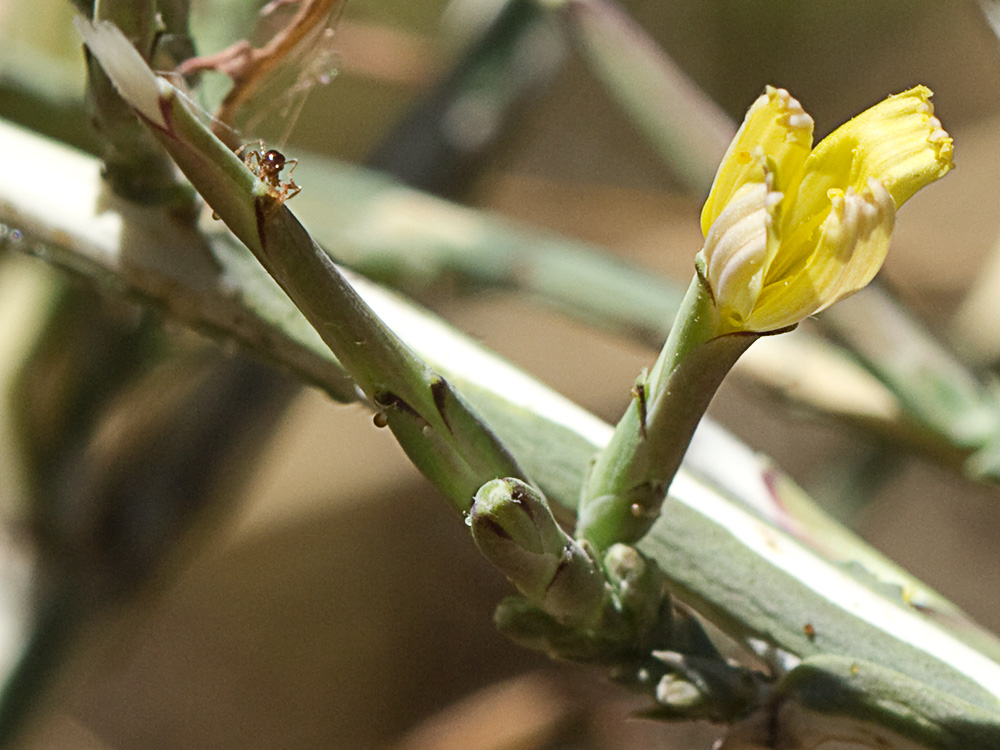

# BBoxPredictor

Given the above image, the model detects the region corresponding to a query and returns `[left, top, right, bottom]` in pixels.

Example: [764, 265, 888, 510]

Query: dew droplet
[0, 225, 22, 244]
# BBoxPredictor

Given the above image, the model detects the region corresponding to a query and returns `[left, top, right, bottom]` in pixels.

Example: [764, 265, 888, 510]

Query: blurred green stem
[85, 0, 194, 207]
[543, 0, 734, 194]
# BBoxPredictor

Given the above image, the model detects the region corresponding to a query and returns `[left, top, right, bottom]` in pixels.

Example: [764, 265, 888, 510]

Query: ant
[237, 140, 302, 204]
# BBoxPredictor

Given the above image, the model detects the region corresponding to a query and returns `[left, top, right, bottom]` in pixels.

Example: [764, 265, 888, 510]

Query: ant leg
[279, 159, 301, 202]
[236, 139, 267, 163]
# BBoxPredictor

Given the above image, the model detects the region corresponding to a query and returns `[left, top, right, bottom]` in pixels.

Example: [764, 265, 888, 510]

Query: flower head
[697, 86, 953, 333]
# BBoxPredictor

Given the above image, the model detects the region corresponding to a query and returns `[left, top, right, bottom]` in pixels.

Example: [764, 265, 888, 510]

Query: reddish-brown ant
[237, 140, 302, 204]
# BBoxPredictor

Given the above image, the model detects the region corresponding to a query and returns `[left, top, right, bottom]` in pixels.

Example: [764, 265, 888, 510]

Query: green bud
[603, 544, 672, 647]
[493, 597, 615, 663]
[470, 478, 608, 626]
[651, 651, 762, 722]
[655, 674, 705, 711]
[471, 478, 566, 562]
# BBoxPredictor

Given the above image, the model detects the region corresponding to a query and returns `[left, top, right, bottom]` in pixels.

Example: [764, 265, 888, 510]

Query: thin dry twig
[176, 0, 346, 148]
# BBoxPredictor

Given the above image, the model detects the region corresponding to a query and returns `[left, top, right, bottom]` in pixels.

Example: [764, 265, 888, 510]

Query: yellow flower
[697, 85, 953, 334]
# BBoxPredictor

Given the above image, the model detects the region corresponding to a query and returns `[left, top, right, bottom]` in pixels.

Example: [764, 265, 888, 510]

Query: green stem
[76, 40, 525, 511]
[577, 275, 758, 549]
[252, 198, 524, 504]
[822, 287, 1000, 453]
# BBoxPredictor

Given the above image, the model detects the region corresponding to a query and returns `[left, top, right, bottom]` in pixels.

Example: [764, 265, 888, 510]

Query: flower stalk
[577, 278, 757, 549]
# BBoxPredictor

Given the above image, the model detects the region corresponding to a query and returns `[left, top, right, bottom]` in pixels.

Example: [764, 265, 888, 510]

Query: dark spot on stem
[373, 389, 421, 419]
[632, 382, 648, 439]
[162, 100, 175, 132]
[429, 377, 451, 431]
[254, 195, 269, 250]
[509, 485, 534, 522]
[545, 546, 576, 596]
[694, 257, 716, 304]
[479, 516, 511, 541]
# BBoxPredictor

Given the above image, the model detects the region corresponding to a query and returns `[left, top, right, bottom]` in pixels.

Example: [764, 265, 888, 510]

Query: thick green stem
[577, 275, 758, 549]
[252, 198, 524, 504]
[74, 23, 526, 512]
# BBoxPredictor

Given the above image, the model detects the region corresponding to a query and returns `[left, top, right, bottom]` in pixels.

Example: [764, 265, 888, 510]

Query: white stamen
[702, 182, 774, 315]
[823, 179, 894, 260]
[926, 116, 949, 143]
[767, 86, 815, 134]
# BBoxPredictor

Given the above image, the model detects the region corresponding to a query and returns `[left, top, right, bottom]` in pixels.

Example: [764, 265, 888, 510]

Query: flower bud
[698, 85, 952, 334]
[603, 544, 671, 645]
[470, 478, 608, 626]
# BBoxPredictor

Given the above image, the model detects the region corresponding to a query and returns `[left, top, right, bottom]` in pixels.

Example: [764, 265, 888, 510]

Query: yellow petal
[787, 86, 952, 230]
[698, 85, 951, 334]
[746, 179, 896, 331]
[700, 86, 814, 236]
